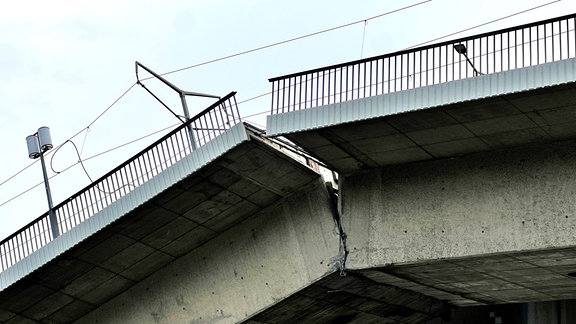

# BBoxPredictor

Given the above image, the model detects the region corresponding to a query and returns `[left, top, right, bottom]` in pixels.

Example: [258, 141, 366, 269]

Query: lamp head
[25, 126, 53, 159]
[454, 44, 467, 55]
[26, 135, 40, 159]
[37, 126, 53, 152]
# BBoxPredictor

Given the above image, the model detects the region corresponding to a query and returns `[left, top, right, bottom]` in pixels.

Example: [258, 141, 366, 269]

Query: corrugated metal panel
[267, 58, 576, 136]
[0, 123, 250, 292]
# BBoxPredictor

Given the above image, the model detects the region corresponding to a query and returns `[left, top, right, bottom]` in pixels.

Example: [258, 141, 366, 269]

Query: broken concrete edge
[246, 123, 338, 186]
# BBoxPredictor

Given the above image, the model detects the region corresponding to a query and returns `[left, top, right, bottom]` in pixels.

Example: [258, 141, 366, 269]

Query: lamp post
[454, 44, 482, 76]
[26, 126, 59, 239]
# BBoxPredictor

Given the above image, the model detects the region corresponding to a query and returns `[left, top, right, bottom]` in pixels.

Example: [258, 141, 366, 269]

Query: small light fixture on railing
[454, 44, 482, 76]
[26, 126, 59, 239]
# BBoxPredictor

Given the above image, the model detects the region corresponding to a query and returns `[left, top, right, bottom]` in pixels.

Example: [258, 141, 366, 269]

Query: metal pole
[180, 94, 197, 150]
[135, 61, 219, 151]
[39, 152, 59, 239]
[464, 54, 481, 76]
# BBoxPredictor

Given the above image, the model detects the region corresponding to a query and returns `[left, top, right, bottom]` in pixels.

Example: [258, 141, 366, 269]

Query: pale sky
[1, 0, 574, 240]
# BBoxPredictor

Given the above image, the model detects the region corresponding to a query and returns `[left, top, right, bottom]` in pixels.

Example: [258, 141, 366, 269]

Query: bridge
[2, 13, 576, 324]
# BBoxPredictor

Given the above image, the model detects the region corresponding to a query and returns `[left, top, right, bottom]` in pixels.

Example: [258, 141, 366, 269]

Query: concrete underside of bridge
[73, 180, 342, 324]
[278, 81, 576, 175]
[255, 63, 576, 321]
[0, 128, 347, 323]
[342, 138, 576, 306]
[242, 139, 576, 323]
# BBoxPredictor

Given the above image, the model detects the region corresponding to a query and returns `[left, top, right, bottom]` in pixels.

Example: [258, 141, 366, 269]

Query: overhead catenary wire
[360, 20, 368, 59]
[406, 0, 562, 48]
[0, 160, 38, 187]
[80, 123, 179, 163]
[0, 83, 137, 189]
[79, 127, 90, 156]
[145, 0, 432, 78]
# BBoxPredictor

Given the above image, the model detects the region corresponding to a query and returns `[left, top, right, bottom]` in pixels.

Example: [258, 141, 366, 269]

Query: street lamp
[26, 126, 59, 239]
[454, 44, 482, 76]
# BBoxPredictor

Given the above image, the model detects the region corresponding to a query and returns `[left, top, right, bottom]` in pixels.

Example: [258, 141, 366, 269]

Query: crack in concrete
[326, 182, 349, 276]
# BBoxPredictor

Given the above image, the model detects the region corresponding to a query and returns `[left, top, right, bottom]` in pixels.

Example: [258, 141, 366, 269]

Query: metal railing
[270, 13, 576, 114]
[0, 92, 241, 272]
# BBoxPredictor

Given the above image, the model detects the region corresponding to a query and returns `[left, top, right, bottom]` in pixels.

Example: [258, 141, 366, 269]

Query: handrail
[0, 92, 240, 273]
[270, 13, 576, 114]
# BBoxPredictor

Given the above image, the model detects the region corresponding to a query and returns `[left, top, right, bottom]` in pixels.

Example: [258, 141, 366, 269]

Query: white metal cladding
[0, 122, 250, 292]
[267, 57, 576, 136]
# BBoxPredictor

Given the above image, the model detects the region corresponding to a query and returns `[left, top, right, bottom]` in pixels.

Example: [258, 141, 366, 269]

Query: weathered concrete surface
[243, 271, 449, 323]
[342, 139, 576, 305]
[343, 138, 576, 267]
[0, 126, 334, 324]
[278, 81, 576, 174]
[75, 180, 339, 324]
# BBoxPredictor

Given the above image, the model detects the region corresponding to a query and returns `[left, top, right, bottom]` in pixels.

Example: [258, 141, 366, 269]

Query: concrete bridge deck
[247, 61, 576, 322]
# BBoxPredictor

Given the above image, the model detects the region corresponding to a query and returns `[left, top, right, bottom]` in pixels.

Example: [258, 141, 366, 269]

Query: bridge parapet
[0, 93, 240, 274]
[270, 14, 576, 114]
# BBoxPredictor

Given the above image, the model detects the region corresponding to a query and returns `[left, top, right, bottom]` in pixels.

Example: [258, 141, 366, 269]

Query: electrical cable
[145, 0, 432, 79]
[0, 83, 136, 190]
[81, 123, 179, 163]
[360, 20, 368, 59]
[49, 140, 93, 182]
[79, 127, 90, 156]
[242, 109, 269, 119]
[0, 179, 44, 209]
[86, 83, 137, 130]
[237, 92, 271, 105]
[406, 0, 561, 48]
[0, 160, 38, 187]
[64, 83, 138, 146]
